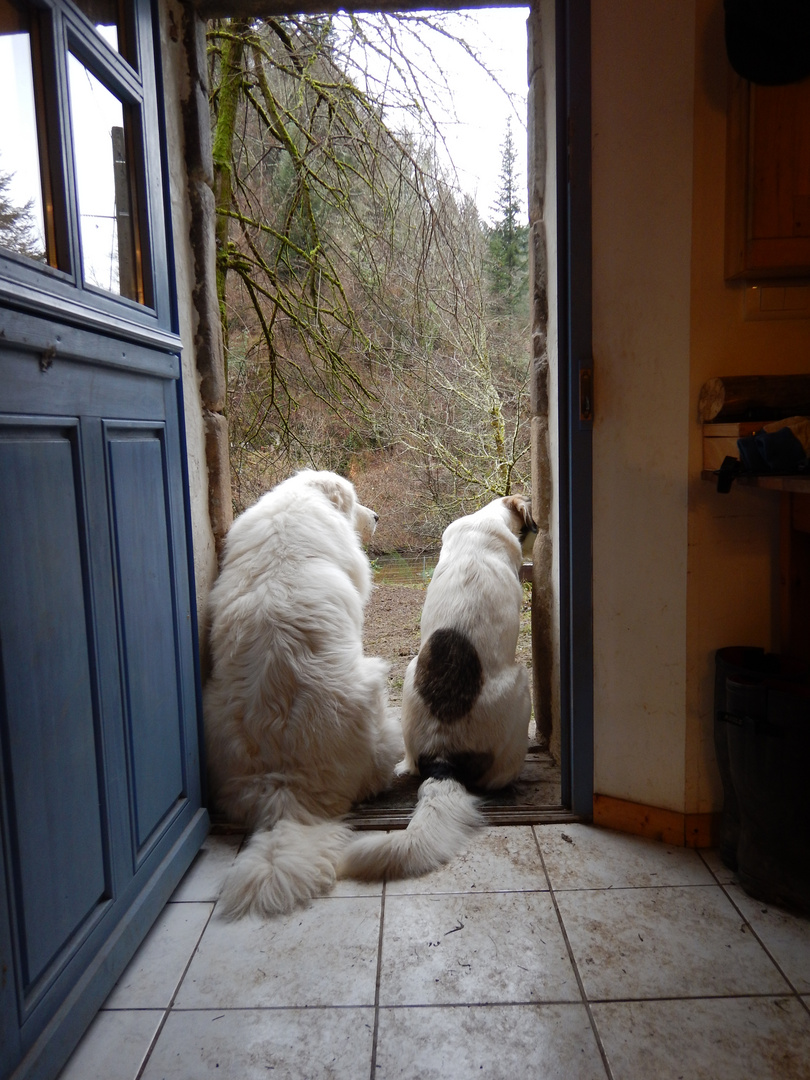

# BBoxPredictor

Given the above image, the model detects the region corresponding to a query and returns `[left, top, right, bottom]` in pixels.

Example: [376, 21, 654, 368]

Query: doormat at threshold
[346, 745, 575, 830]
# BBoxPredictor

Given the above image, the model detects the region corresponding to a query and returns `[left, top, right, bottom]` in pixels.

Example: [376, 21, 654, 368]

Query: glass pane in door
[0, 3, 47, 261]
[73, 0, 130, 63]
[67, 53, 142, 301]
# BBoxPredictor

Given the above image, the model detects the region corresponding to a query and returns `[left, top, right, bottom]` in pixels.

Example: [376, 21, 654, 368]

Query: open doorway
[191, 1, 592, 823]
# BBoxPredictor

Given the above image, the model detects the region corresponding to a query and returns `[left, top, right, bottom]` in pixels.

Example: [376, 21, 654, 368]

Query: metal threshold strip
[208, 750, 584, 834]
[345, 747, 582, 830]
[346, 806, 585, 830]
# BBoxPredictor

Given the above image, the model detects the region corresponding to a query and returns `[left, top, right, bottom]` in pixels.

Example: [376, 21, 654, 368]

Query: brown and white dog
[203, 470, 402, 918]
[339, 494, 537, 881]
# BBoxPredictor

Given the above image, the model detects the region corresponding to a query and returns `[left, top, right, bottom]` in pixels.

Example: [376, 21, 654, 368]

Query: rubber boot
[726, 676, 810, 915]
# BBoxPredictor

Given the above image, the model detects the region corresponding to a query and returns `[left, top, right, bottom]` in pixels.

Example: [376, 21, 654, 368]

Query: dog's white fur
[339, 495, 537, 882]
[203, 469, 402, 918]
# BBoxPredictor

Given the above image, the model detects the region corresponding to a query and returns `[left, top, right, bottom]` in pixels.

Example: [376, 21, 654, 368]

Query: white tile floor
[57, 824, 810, 1080]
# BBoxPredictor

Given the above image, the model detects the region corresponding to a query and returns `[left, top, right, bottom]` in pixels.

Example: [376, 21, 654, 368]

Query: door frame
[185, 0, 596, 816]
[555, 0, 593, 817]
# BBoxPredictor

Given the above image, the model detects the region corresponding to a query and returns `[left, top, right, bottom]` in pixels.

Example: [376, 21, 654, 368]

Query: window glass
[72, 0, 127, 61]
[0, 4, 47, 262]
[67, 53, 140, 300]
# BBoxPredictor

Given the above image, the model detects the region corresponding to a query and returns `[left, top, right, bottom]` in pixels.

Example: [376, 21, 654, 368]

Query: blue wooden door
[0, 4, 207, 1078]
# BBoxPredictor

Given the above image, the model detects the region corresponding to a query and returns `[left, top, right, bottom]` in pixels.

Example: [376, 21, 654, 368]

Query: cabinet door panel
[726, 75, 810, 279]
[0, 423, 110, 1006]
[106, 426, 186, 854]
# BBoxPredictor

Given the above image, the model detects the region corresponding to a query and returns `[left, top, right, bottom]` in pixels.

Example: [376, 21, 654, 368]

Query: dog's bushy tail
[218, 818, 352, 919]
[337, 777, 483, 882]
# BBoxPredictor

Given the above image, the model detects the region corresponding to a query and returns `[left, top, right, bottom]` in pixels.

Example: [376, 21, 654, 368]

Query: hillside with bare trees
[208, 14, 531, 552]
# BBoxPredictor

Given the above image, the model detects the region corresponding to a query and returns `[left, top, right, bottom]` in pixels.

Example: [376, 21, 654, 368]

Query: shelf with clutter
[700, 374, 810, 662]
[700, 374, 810, 488]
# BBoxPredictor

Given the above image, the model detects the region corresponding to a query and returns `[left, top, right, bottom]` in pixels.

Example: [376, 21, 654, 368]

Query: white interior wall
[590, 0, 696, 813]
[591, 0, 810, 819]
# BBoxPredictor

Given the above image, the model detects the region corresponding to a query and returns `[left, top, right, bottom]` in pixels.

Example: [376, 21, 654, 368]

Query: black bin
[714, 647, 810, 915]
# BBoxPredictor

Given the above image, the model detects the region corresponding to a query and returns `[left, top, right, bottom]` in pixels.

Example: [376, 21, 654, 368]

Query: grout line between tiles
[139, 1003, 379, 1013]
[718, 884, 808, 1001]
[381, 888, 550, 899]
[164, 1002, 380, 1010]
[374, 999, 606, 1010]
[696, 848, 720, 878]
[368, 883, 386, 1080]
[155, 989, 803, 1013]
[152, 991, 802, 1016]
[565, 991, 804, 1005]
[532, 827, 615, 1080]
[697, 848, 809, 1011]
[133, 901, 217, 1080]
[539, 882, 725, 895]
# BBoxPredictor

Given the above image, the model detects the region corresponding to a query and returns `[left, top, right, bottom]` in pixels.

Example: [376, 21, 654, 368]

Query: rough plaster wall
[591, 0, 695, 813]
[158, 0, 219, 620]
[686, 0, 810, 813]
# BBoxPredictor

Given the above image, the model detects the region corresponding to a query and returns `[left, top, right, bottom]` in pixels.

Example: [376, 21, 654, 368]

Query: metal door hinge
[579, 367, 593, 423]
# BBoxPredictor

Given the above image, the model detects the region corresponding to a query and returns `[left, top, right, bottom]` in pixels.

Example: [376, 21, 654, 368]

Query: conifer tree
[487, 119, 528, 313]
[0, 166, 44, 260]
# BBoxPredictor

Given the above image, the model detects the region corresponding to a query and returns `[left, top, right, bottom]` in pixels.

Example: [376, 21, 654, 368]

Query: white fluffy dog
[339, 494, 537, 881]
[203, 469, 402, 918]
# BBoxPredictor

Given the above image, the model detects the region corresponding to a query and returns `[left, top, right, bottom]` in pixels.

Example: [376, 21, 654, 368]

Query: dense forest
[208, 14, 530, 553]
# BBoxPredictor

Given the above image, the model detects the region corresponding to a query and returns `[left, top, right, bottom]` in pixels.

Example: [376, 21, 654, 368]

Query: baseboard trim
[593, 793, 719, 848]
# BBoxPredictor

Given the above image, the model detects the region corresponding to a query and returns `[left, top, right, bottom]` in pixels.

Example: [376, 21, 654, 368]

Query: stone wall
[527, 2, 557, 756]
[180, 1, 233, 565]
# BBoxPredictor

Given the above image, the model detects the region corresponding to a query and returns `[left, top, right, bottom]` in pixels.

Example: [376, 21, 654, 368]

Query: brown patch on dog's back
[414, 627, 483, 723]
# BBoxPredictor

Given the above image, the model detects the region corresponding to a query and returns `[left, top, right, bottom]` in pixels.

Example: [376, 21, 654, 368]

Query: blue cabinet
[0, 2, 207, 1076]
[0, 326, 207, 1080]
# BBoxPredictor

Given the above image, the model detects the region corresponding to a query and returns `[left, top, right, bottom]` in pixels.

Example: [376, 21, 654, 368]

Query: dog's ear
[303, 471, 355, 516]
[503, 494, 538, 539]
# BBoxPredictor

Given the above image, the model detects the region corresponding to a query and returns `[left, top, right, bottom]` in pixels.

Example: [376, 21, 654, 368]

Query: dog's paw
[394, 757, 418, 777]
